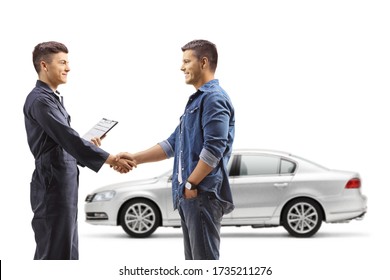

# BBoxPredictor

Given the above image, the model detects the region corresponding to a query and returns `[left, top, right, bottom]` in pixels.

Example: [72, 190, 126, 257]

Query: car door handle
[274, 183, 288, 188]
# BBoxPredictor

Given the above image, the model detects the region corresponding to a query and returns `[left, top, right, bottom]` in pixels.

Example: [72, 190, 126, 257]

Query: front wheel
[282, 198, 323, 237]
[119, 199, 161, 238]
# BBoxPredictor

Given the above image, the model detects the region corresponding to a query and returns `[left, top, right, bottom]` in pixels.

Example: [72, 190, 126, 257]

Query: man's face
[42, 52, 70, 87]
[181, 50, 203, 88]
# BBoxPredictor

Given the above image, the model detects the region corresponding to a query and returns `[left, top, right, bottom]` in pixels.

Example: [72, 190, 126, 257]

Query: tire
[119, 199, 161, 238]
[282, 198, 323, 238]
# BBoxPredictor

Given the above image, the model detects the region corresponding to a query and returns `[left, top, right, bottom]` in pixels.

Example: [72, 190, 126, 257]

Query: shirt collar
[36, 80, 61, 99]
[189, 79, 219, 100]
[198, 79, 219, 92]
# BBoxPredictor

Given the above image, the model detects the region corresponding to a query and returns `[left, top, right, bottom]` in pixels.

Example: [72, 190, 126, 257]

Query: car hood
[91, 177, 161, 193]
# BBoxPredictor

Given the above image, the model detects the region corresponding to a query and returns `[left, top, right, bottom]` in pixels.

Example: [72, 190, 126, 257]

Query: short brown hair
[181, 39, 218, 72]
[32, 41, 68, 73]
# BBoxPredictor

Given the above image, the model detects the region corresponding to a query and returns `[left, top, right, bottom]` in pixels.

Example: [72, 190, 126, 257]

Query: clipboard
[82, 118, 118, 141]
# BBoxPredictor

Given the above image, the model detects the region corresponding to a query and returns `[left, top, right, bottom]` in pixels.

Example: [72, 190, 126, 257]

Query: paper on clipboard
[82, 118, 118, 141]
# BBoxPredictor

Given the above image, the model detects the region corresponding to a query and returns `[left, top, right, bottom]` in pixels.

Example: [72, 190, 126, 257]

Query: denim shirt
[159, 79, 235, 214]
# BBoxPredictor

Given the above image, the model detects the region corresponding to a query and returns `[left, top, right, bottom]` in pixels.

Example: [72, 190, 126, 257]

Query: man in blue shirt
[119, 39, 235, 259]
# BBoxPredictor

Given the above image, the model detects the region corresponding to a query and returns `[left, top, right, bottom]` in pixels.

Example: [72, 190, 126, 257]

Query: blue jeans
[178, 192, 224, 260]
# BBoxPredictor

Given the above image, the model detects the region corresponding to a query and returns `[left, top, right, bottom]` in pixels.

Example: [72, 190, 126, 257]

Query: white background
[0, 0, 389, 279]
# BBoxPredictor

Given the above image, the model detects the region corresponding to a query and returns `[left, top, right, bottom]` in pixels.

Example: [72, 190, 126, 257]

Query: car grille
[86, 212, 108, 220]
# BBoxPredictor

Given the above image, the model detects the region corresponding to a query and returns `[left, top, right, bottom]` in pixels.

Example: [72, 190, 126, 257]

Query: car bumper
[84, 201, 119, 226]
[324, 194, 367, 222]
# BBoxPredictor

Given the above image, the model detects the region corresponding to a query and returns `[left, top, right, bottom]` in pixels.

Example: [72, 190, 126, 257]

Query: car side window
[240, 155, 280, 176]
[280, 159, 296, 174]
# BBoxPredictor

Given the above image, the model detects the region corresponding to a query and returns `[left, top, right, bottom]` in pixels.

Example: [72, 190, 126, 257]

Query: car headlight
[92, 190, 116, 202]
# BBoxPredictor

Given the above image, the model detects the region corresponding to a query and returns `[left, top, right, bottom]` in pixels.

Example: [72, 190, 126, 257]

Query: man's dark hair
[32, 41, 68, 73]
[181, 39, 218, 72]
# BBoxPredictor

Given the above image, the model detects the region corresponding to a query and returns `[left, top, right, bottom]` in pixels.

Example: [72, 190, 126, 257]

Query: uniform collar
[36, 80, 62, 99]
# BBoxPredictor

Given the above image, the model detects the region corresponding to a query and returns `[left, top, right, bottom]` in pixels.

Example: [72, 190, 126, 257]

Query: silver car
[84, 149, 367, 238]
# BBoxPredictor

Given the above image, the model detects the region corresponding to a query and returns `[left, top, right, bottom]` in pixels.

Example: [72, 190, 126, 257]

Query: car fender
[115, 191, 166, 225]
[274, 193, 327, 224]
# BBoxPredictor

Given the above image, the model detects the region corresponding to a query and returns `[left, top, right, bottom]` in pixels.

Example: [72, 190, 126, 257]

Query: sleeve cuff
[158, 140, 174, 158]
[200, 148, 220, 168]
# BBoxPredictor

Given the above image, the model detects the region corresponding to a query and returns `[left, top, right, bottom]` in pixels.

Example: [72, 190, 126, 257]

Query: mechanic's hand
[106, 154, 137, 173]
[90, 135, 106, 147]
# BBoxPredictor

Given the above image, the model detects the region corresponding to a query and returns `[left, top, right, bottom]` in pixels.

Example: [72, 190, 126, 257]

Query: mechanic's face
[41, 52, 70, 89]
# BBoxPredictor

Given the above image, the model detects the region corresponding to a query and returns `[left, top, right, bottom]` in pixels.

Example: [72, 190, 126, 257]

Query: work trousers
[31, 213, 79, 260]
[30, 159, 80, 260]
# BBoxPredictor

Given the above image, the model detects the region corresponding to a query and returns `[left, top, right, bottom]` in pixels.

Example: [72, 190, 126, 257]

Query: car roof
[232, 149, 293, 157]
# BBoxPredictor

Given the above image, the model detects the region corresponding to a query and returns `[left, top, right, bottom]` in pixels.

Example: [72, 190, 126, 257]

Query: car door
[229, 153, 295, 223]
[164, 174, 182, 226]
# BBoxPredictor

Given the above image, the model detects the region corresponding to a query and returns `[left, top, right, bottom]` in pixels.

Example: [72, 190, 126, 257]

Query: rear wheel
[119, 199, 161, 238]
[282, 198, 323, 237]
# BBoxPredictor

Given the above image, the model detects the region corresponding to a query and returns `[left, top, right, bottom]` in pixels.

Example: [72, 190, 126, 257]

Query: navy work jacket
[23, 80, 109, 214]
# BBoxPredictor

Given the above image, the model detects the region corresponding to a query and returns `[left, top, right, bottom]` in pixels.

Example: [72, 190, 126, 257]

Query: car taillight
[345, 178, 361, 189]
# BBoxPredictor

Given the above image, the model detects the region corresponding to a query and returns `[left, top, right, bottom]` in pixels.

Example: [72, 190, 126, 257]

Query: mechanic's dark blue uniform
[23, 80, 109, 260]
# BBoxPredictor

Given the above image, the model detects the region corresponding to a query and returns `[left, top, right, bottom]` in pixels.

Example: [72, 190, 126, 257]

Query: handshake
[92, 137, 164, 174]
[106, 152, 136, 174]
[91, 137, 137, 174]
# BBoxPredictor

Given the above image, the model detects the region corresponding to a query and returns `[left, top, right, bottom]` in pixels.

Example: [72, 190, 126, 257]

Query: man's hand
[106, 154, 136, 173]
[111, 145, 167, 173]
[184, 188, 198, 199]
[116, 152, 135, 161]
[111, 152, 137, 173]
[90, 135, 106, 147]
